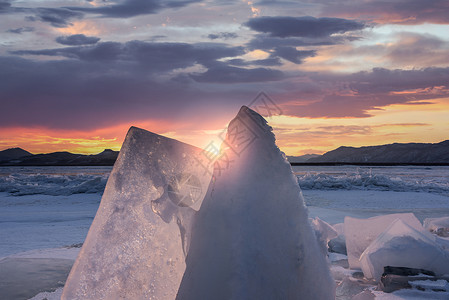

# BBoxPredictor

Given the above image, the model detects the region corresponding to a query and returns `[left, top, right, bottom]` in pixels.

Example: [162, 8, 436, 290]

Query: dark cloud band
[65, 0, 202, 18]
[56, 34, 100, 45]
[245, 16, 365, 38]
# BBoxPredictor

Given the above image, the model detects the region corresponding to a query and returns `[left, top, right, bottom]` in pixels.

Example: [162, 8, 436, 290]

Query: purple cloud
[245, 16, 365, 38]
[65, 0, 202, 18]
[56, 34, 100, 45]
[1, 40, 284, 130]
[207, 32, 238, 40]
[190, 64, 284, 83]
[0, 0, 12, 12]
[271, 47, 316, 64]
[11, 41, 246, 72]
[6, 26, 34, 34]
[319, 0, 449, 24]
[29, 7, 84, 28]
[282, 67, 449, 118]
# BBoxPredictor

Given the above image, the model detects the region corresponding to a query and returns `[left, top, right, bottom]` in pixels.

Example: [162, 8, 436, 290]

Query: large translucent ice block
[176, 106, 335, 300]
[360, 219, 449, 281]
[62, 127, 212, 300]
[345, 213, 423, 269]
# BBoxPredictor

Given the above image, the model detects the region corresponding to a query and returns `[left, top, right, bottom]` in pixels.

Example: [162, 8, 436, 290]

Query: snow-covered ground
[0, 165, 448, 299]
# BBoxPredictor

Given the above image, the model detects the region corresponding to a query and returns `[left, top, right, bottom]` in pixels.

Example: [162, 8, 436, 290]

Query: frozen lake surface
[0, 165, 448, 299]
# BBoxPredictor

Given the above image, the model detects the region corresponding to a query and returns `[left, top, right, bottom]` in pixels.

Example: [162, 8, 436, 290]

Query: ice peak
[236, 105, 266, 125]
[236, 105, 252, 115]
[216, 105, 278, 167]
[230, 105, 273, 135]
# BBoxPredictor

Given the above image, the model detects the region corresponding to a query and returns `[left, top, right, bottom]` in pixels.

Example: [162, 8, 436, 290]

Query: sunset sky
[1, 0, 448, 156]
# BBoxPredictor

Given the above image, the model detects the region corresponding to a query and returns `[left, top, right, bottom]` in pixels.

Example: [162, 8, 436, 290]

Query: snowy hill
[308, 140, 449, 164]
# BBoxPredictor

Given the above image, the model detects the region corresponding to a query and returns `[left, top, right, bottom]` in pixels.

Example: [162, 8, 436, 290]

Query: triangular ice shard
[62, 127, 213, 300]
[176, 106, 335, 299]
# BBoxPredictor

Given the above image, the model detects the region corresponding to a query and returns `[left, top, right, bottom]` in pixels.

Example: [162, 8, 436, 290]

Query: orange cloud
[390, 86, 449, 96]
[55, 20, 102, 36]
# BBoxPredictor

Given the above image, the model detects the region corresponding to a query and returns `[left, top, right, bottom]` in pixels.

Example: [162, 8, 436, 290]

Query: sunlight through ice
[62, 106, 335, 299]
[177, 106, 335, 299]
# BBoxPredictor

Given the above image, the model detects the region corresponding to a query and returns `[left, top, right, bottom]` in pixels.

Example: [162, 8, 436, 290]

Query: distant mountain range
[0, 148, 32, 161]
[0, 148, 119, 166]
[307, 140, 449, 164]
[1, 140, 448, 166]
[286, 154, 320, 163]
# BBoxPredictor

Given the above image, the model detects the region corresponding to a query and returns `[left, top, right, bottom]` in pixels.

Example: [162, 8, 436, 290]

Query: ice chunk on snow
[62, 127, 213, 300]
[345, 213, 423, 269]
[329, 222, 347, 254]
[424, 216, 449, 237]
[311, 217, 338, 254]
[176, 106, 335, 300]
[360, 219, 449, 281]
